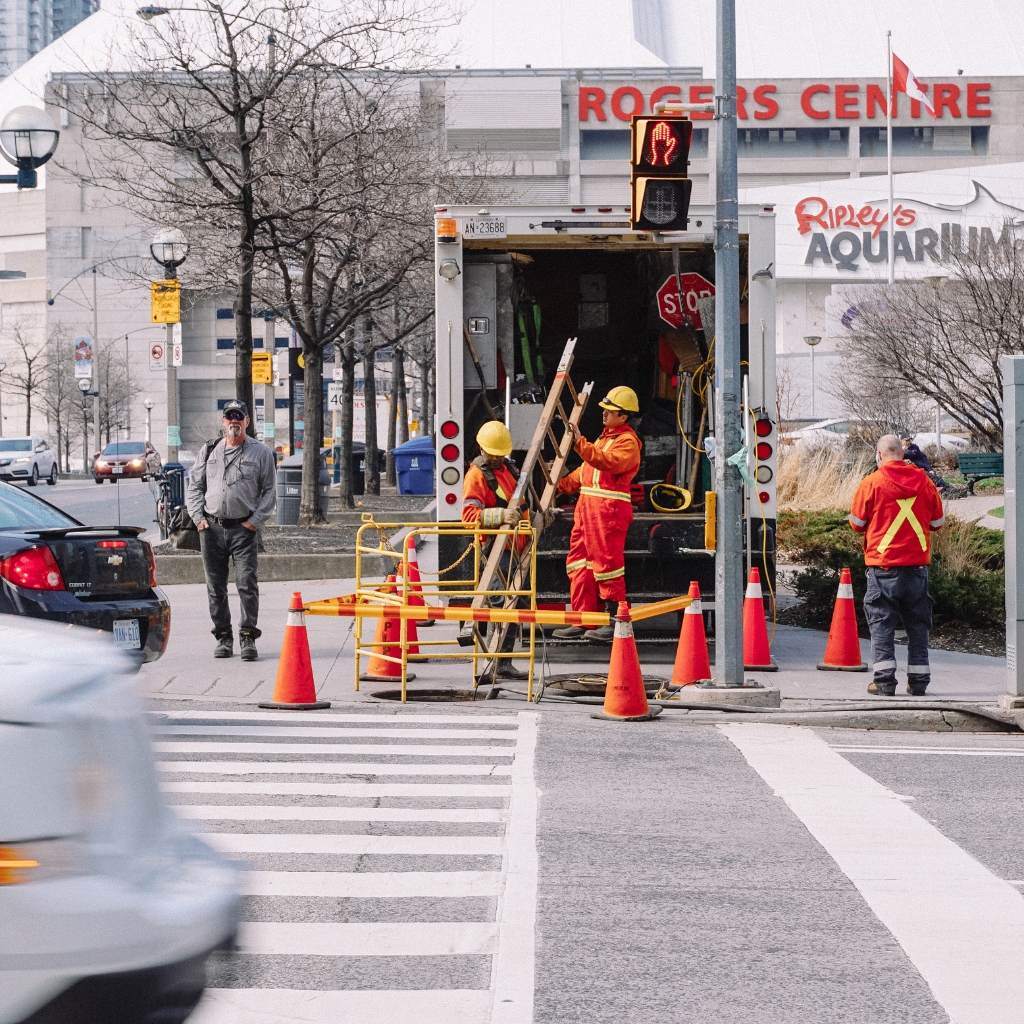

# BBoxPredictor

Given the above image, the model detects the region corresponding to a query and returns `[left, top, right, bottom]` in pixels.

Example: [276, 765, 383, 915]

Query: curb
[154, 553, 387, 585]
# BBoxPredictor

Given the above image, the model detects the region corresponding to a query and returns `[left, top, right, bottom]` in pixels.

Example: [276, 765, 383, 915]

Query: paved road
[151, 700, 1024, 1023]
[33, 475, 160, 539]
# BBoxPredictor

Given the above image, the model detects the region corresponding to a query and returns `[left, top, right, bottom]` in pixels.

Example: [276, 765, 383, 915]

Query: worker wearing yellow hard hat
[553, 386, 641, 642]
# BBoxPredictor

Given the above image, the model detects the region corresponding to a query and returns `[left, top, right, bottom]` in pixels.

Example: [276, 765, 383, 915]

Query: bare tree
[41, 325, 80, 471]
[58, 0, 450, 438]
[2, 321, 48, 436]
[832, 227, 1024, 449]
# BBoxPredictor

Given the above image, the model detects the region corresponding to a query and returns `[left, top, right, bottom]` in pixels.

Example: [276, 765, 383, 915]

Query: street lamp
[804, 335, 822, 418]
[144, 398, 154, 443]
[150, 228, 188, 463]
[0, 106, 59, 189]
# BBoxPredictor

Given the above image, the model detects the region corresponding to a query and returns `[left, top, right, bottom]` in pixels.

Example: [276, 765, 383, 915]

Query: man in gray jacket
[186, 400, 277, 660]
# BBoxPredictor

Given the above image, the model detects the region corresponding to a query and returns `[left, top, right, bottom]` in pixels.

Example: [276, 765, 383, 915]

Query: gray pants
[199, 521, 261, 639]
[863, 566, 933, 685]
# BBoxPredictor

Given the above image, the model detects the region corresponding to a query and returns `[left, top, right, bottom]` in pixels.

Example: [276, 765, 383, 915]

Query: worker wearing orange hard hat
[553, 386, 641, 642]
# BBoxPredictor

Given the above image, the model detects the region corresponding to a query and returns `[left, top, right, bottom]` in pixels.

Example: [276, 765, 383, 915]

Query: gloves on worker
[541, 507, 559, 529]
[481, 507, 524, 529]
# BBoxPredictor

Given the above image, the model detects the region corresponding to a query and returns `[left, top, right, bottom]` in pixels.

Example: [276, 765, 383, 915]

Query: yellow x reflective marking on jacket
[876, 497, 928, 554]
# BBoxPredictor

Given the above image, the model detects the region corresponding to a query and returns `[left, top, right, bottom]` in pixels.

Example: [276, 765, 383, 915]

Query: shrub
[777, 510, 1004, 628]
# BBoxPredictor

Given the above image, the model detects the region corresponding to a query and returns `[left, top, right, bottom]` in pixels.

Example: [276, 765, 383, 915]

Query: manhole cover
[371, 688, 482, 702]
[542, 674, 668, 695]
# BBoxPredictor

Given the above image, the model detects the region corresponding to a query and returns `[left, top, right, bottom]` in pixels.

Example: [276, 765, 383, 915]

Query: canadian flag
[892, 53, 935, 115]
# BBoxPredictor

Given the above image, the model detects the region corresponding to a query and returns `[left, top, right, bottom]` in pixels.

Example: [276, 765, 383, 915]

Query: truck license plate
[113, 618, 141, 649]
[111, 465, 123, 474]
[464, 217, 507, 238]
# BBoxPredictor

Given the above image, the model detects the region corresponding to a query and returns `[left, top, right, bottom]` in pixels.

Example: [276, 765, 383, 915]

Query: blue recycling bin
[391, 436, 436, 495]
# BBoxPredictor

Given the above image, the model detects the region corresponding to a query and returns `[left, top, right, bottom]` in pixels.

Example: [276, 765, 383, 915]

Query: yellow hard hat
[476, 420, 513, 457]
[599, 385, 639, 413]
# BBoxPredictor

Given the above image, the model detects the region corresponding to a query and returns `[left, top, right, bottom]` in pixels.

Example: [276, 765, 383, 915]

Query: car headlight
[95, 460, 107, 468]
[130, 459, 143, 466]
[14, 457, 30, 463]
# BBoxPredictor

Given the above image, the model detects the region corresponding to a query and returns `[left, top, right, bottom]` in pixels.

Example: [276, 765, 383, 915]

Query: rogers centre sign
[579, 83, 992, 122]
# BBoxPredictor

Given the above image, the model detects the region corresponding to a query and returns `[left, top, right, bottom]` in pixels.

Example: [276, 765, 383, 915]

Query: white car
[0, 437, 58, 487]
[780, 418, 861, 449]
[0, 618, 239, 1024]
[910, 432, 969, 452]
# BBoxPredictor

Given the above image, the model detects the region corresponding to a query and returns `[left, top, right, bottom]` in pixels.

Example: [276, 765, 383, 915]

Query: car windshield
[102, 442, 146, 455]
[0, 482, 78, 530]
[0, 439, 32, 452]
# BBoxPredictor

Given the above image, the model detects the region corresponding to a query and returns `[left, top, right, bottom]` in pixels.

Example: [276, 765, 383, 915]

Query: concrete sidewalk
[139, 580, 1008, 706]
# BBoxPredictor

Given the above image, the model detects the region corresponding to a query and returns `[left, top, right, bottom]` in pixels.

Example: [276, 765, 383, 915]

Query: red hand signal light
[646, 121, 679, 167]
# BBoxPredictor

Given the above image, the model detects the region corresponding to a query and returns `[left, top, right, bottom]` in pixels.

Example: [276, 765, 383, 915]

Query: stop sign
[656, 273, 715, 330]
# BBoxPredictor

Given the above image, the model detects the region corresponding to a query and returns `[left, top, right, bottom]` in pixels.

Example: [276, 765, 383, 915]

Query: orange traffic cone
[670, 581, 712, 686]
[591, 602, 661, 722]
[743, 567, 777, 671]
[405, 536, 433, 626]
[259, 591, 331, 710]
[360, 613, 419, 683]
[394, 573, 425, 660]
[818, 567, 868, 671]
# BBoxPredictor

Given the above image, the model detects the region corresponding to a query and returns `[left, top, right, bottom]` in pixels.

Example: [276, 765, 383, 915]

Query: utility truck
[433, 201, 778, 637]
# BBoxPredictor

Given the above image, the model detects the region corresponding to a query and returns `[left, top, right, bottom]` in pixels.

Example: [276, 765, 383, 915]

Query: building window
[216, 308, 234, 319]
[253, 338, 263, 348]
[275, 336, 289, 348]
[860, 125, 988, 158]
[275, 398, 290, 409]
[737, 127, 848, 158]
[216, 338, 235, 349]
[579, 127, 708, 161]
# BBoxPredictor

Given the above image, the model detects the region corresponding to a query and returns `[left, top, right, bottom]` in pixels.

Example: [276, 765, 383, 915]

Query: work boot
[867, 679, 896, 696]
[583, 624, 615, 642]
[907, 678, 930, 696]
[213, 633, 233, 658]
[496, 661, 529, 680]
[552, 625, 586, 640]
[239, 636, 258, 662]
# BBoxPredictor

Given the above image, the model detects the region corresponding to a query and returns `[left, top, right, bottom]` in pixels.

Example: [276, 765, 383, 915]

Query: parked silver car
[0, 437, 58, 487]
[0, 617, 239, 1023]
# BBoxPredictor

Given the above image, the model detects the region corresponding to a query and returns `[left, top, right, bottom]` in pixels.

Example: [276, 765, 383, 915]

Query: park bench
[955, 452, 1004, 495]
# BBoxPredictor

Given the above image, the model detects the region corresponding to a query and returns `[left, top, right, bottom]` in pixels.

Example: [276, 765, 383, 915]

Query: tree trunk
[417, 358, 428, 438]
[299, 347, 325, 524]
[234, 244, 256, 438]
[396, 346, 409, 446]
[363, 343, 380, 496]
[338, 336, 356, 509]
[385, 359, 397, 488]
[426, 360, 436, 447]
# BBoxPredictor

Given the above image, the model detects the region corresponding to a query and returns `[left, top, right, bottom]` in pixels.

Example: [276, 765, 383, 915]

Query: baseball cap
[222, 399, 248, 418]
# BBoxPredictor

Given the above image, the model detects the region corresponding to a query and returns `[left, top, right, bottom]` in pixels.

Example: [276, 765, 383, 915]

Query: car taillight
[0, 547, 66, 591]
[144, 542, 157, 587]
[97, 540, 127, 548]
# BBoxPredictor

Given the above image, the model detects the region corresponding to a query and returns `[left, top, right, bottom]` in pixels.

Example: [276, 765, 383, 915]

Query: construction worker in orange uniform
[849, 433, 945, 697]
[462, 421, 532, 680]
[552, 386, 641, 642]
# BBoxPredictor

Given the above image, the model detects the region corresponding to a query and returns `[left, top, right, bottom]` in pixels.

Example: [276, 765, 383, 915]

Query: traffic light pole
[714, 0, 745, 686]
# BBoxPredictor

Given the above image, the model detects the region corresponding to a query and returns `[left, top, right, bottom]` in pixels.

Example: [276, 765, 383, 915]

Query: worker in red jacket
[849, 433, 945, 696]
[552, 386, 641, 642]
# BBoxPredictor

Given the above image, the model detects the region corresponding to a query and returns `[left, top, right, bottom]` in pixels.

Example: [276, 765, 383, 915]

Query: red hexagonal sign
[656, 273, 715, 331]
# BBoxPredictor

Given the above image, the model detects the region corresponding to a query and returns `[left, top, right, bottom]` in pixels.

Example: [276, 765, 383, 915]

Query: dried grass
[776, 446, 873, 511]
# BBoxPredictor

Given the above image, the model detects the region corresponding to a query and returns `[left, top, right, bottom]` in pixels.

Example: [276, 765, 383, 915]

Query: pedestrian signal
[630, 116, 692, 232]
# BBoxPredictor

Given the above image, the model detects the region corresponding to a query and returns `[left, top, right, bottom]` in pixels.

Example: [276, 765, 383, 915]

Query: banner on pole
[73, 335, 93, 378]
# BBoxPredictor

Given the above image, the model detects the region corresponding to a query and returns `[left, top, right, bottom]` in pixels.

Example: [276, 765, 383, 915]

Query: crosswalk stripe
[154, 742, 516, 756]
[189, 987, 491, 1024]
[157, 761, 512, 777]
[154, 726, 518, 739]
[174, 805, 506, 823]
[202, 833, 503, 856]
[164, 711, 517, 725]
[162, 781, 509, 797]
[832, 747, 1024, 756]
[235, 921, 498, 956]
[238, 870, 503, 898]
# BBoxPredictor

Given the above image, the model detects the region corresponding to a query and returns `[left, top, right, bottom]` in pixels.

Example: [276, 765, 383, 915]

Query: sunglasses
[224, 411, 245, 421]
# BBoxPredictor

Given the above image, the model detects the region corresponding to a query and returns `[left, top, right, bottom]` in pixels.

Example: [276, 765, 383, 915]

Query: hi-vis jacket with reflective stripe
[849, 461, 945, 566]
[557, 423, 641, 503]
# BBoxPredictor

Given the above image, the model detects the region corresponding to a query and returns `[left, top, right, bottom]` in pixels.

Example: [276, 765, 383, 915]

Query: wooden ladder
[470, 338, 593, 682]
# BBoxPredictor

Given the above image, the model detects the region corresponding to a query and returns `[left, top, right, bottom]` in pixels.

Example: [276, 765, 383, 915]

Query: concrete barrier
[155, 553, 385, 585]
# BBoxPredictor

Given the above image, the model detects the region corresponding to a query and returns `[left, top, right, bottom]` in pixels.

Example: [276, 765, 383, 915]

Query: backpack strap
[472, 455, 518, 509]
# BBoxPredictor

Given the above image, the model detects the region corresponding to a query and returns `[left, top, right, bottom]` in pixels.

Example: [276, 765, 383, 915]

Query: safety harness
[471, 454, 520, 508]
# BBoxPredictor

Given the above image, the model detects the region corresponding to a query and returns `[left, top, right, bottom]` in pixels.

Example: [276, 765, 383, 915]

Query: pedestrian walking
[849, 433, 945, 696]
[186, 400, 276, 661]
[552, 386, 641, 642]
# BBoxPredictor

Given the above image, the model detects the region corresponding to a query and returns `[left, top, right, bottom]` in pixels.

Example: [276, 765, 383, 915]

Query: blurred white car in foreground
[0, 618, 238, 1024]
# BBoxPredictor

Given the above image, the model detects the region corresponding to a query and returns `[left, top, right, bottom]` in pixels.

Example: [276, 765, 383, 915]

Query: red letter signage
[579, 87, 606, 122]
[801, 84, 830, 119]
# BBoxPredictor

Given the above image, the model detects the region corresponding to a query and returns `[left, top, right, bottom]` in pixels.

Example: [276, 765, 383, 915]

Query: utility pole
[264, 313, 276, 452]
[1001, 354, 1024, 709]
[714, 0, 744, 686]
[92, 267, 101, 459]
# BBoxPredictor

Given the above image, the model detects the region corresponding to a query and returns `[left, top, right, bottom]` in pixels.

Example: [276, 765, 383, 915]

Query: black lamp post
[0, 107, 59, 189]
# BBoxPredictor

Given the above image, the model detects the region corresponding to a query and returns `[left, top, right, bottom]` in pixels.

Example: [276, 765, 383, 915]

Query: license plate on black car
[113, 619, 141, 648]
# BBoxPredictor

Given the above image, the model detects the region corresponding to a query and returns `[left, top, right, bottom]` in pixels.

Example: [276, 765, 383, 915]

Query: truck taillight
[756, 442, 773, 460]
[0, 547, 66, 591]
[755, 418, 773, 437]
[441, 444, 460, 462]
[440, 420, 459, 438]
[445, 493, 458, 505]
[759, 492, 771, 505]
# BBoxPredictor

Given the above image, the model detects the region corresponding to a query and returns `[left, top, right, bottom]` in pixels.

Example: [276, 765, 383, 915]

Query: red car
[93, 440, 162, 483]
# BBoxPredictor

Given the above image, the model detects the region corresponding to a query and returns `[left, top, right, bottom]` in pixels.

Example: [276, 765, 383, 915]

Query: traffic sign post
[151, 280, 181, 324]
[656, 273, 716, 331]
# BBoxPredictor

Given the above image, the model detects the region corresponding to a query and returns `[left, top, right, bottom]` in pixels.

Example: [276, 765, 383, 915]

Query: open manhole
[371, 688, 483, 702]
[542, 673, 668, 695]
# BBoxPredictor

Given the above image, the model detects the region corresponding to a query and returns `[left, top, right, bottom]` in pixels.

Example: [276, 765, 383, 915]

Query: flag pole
[887, 29, 894, 286]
